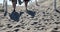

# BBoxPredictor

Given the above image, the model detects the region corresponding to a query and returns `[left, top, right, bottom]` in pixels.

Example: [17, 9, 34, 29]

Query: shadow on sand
[9, 10, 36, 22]
[26, 10, 36, 18]
[9, 11, 24, 22]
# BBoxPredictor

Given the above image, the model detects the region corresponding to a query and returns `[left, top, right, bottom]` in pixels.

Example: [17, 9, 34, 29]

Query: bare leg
[25, 1, 28, 11]
[12, 2, 16, 11]
[3, 0, 7, 16]
[35, 0, 39, 6]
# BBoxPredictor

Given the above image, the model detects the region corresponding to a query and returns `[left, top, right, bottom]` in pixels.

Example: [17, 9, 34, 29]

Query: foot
[36, 3, 40, 6]
[26, 8, 28, 11]
[4, 11, 7, 16]
[25, 9, 28, 12]
[13, 9, 15, 12]
[26, 9, 28, 11]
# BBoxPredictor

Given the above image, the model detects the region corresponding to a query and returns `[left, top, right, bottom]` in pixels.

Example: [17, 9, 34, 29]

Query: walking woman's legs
[25, 1, 28, 10]
[12, 2, 16, 11]
[12, 0, 17, 11]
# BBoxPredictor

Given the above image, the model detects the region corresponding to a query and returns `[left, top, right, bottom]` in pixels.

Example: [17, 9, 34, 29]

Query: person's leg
[12, 2, 16, 11]
[25, 1, 28, 10]
[35, 0, 39, 6]
[12, 0, 17, 11]
[3, 0, 7, 16]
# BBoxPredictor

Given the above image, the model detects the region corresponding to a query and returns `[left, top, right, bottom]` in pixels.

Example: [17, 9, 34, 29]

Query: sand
[0, 0, 60, 32]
